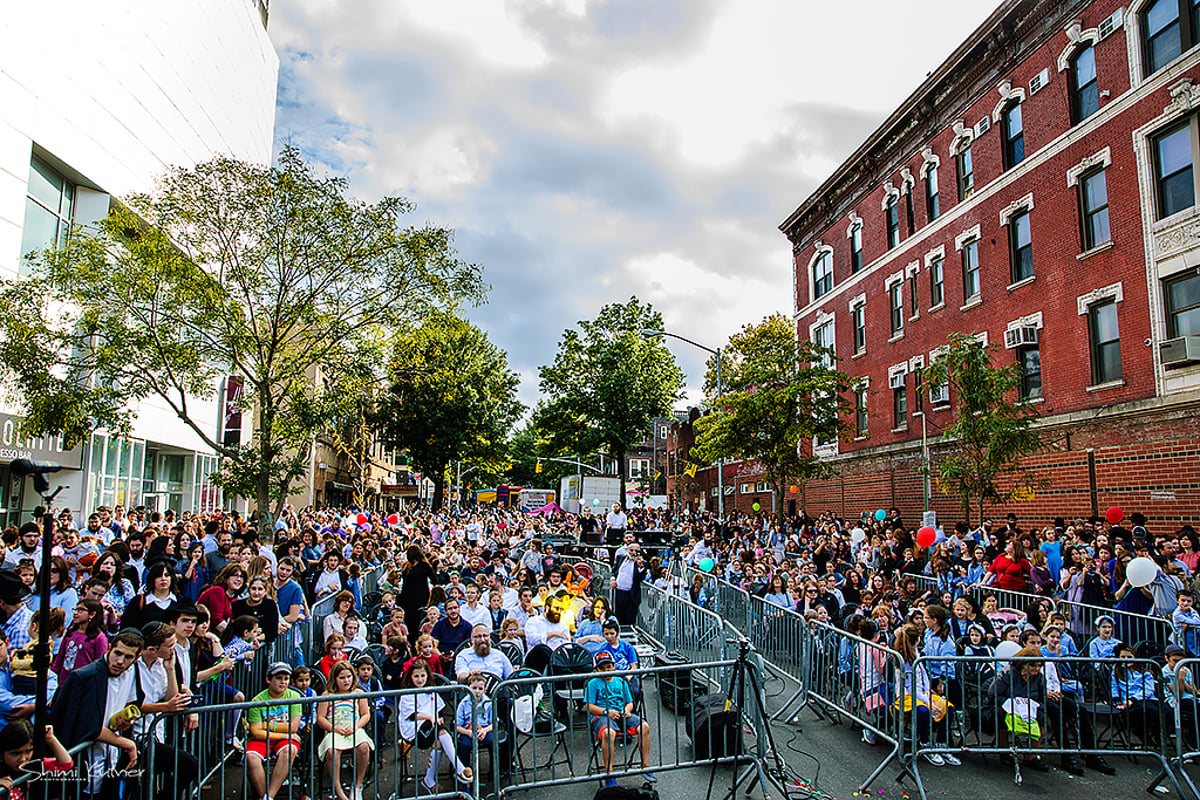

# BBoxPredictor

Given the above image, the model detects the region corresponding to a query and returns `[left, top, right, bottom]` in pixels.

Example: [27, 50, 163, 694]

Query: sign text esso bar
[0, 413, 85, 470]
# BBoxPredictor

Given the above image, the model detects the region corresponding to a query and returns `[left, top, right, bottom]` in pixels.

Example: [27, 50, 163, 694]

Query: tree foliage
[690, 313, 858, 527]
[0, 146, 483, 523]
[376, 311, 523, 510]
[920, 332, 1044, 524]
[537, 297, 684, 504]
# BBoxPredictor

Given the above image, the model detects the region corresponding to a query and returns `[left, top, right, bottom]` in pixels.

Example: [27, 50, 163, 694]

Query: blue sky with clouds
[269, 0, 1001, 412]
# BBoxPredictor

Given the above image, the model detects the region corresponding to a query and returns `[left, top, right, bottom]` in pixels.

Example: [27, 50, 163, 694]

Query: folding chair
[505, 667, 573, 779]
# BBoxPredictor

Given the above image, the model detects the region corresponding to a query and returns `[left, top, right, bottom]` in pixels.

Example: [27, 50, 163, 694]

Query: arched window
[812, 250, 833, 299]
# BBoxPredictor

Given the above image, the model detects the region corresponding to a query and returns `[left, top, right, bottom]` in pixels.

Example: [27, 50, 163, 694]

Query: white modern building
[0, 0, 278, 525]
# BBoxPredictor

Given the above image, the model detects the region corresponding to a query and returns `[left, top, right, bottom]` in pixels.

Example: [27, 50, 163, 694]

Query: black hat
[0, 572, 31, 603]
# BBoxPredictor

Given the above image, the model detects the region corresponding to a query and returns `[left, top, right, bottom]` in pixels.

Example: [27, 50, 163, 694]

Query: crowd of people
[3, 497, 1197, 797]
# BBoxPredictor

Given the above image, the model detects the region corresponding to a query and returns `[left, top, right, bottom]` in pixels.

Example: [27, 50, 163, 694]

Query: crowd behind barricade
[0, 500, 694, 800]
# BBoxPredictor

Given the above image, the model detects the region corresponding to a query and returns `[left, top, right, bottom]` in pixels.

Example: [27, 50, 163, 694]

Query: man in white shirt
[484, 573, 520, 613]
[605, 503, 628, 547]
[509, 587, 539, 633]
[454, 624, 515, 681]
[524, 598, 570, 650]
[459, 583, 490, 629]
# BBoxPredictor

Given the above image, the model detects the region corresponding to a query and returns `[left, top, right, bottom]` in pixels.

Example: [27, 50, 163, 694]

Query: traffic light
[535, 459, 542, 473]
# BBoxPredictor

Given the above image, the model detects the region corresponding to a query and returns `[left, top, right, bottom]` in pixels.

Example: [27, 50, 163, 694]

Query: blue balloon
[874, 509, 886, 521]
[699, 557, 715, 572]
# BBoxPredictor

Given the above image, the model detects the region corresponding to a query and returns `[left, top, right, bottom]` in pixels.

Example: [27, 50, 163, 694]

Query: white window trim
[809, 311, 836, 366]
[888, 362, 908, 382]
[908, 354, 926, 372]
[905, 260, 920, 278]
[950, 120, 974, 157]
[999, 192, 1035, 227]
[900, 168, 915, 195]
[929, 344, 950, 363]
[920, 147, 941, 178]
[1076, 282, 1124, 315]
[885, 269, 905, 289]
[807, 242, 834, 302]
[1005, 312, 1045, 332]
[954, 224, 981, 251]
[1057, 20, 1101, 73]
[880, 181, 900, 211]
[1066, 147, 1112, 187]
[848, 292, 866, 312]
[923, 245, 945, 267]
[846, 211, 862, 239]
[992, 79, 1027, 124]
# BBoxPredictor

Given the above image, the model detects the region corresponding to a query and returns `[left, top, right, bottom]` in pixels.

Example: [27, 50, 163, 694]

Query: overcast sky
[270, 0, 1001, 413]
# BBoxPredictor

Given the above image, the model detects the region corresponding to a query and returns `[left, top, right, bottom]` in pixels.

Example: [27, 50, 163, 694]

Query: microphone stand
[34, 484, 63, 757]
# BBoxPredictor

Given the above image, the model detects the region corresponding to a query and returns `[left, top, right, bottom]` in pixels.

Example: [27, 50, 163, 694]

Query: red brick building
[784, 0, 1200, 527]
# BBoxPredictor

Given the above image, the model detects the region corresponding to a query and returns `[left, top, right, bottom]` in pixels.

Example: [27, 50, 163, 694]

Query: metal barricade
[743, 593, 810, 718]
[682, 566, 751, 633]
[965, 584, 1045, 616]
[151, 681, 477, 800]
[0, 739, 95, 800]
[580, 557, 612, 605]
[1169, 656, 1200, 800]
[904, 653, 1185, 800]
[962, 585, 1173, 647]
[636, 583, 726, 671]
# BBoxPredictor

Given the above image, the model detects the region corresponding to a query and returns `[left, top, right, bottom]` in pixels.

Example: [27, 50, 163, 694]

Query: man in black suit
[610, 542, 647, 627]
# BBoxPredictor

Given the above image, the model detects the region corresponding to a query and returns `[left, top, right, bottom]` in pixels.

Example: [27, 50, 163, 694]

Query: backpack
[592, 785, 659, 800]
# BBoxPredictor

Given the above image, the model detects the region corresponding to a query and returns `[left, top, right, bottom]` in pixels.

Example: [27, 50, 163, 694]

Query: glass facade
[86, 433, 220, 513]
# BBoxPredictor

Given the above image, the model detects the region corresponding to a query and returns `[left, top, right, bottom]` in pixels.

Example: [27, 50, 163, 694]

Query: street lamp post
[914, 411, 929, 514]
[639, 329, 723, 520]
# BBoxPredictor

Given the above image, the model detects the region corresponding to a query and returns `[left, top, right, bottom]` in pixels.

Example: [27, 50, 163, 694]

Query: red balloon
[1105, 506, 1123, 525]
[387, 514, 400, 526]
[916, 526, 936, 548]
[356, 512, 368, 525]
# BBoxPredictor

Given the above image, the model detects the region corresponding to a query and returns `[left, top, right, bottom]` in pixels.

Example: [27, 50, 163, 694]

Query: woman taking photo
[179, 542, 209, 602]
[93, 552, 135, 616]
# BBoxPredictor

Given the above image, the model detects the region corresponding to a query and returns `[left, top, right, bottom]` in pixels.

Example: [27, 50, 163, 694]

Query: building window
[19, 158, 75, 275]
[1166, 271, 1200, 337]
[1070, 44, 1100, 123]
[812, 250, 833, 299]
[893, 382, 907, 428]
[889, 283, 903, 335]
[740, 482, 752, 494]
[908, 271, 919, 317]
[1009, 210, 1033, 283]
[855, 388, 868, 437]
[1080, 169, 1111, 250]
[813, 320, 835, 367]
[925, 166, 940, 221]
[962, 240, 981, 300]
[1003, 103, 1025, 170]
[956, 146, 974, 200]
[850, 225, 863, 273]
[1017, 345, 1042, 400]
[852, 304, 866, 354]
[1089, 300, 1122, 384]
[930, 256, 944, 307]
[886, 196, 900, 248]
[1142, 0, 1200, 76]
[1154, 121, 1195, 219]
[905, 190, 915, 237]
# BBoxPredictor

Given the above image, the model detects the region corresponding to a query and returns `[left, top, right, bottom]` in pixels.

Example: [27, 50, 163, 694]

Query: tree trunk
[256, 384, 275, 531]
[432, 468, 446, 511]
[616, 447, 627, 508]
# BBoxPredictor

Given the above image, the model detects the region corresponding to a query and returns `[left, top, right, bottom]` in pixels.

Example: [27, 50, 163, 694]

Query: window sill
[1020, 396, 1045, 405]
[960, 296, 982, 311]
[1086, 378, 1125, 393]
[1076, 241, 1114, 261]
[928, 302, 945, 314]
[1007, 275, 1036, 292]
[854, 435, 869, 442]
[909, 314, 920, 322]
[888, 332, 905, 343]
[931, 402, 951, 411]
[891, 425, 909, 434]
[852, 350, 866, 359]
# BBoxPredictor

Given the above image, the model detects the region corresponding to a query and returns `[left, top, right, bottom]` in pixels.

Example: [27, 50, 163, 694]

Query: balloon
[995, 641, 1022, 660]
[874, 509, 886, 521]
[356, 512, 368, 525]
[699, 557, 715, 572]
[1105, 506, 1123, 525]
[1127, 556, 1158, 588]
[592, 499, 600, 506]
[387, 514, 400, 526]
[851, 528, 866, 543]
[789, 485, 798, 494]
[360, 523, 372, 533]
[916, 526, 936, 548]
[752, 502, 761, 512]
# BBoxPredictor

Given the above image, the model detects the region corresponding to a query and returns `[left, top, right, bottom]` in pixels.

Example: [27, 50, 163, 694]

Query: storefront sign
[0, 413, 84, 469]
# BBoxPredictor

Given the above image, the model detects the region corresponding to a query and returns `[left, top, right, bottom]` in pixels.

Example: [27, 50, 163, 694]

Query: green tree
[920, 332, 1044, 524]
[506, 413, 578, 491]
[537, 297, 684, 506]
[0, 146, 483, 524]
[376, 311, 524, 510]
[690, 313, 858, 528]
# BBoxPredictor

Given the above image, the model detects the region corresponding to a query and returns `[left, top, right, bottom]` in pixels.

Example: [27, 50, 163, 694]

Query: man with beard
[454, 624, 514, 681]
[525, 597, 570, 651]
[610, 542, 647, 627]
[431, 598, 472, 666]
[205, 530, 233, 577]
[3, 524, 41, 571]
[126, 533, 147, 579]
[0, 573, 33, 651]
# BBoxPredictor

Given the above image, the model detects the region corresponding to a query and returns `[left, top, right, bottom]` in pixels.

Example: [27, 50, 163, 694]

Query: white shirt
[485, 588, 520, 613]
[89, 667, 138, 791]
[174, 641, 193, 689]
[397, 692, 444, 741]
[510, 605, 538, 632]
[315, 569, 342, 598]
[134, 658, 169, 742]
[525, 615, 570, 650]
[606, 511, 628, 529]
[460, 603, 489, 630]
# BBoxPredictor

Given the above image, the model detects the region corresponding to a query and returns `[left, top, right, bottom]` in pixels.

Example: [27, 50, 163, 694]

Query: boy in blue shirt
[599, 620, 641, 700]
[1173, 590, 1200, 654]
[585, 651, 653, 787]
[455, 672, 497, 776]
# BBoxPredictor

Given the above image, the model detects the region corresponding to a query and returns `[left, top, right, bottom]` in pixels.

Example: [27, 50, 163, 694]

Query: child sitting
[1173, 590, 1200, 654]
[1088, 615, 1120, 659]
[455, 671, 497, 771]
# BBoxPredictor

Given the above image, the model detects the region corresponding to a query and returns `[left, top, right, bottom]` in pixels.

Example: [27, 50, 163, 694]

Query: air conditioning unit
[1029, 69, 1049, 95]
[1004, 326, 1039, 349]
[974, 116, 991, 137]
[1160, 335, 1200, 367]
[1098, 8, 1124, 40]
[929, 383, 950, 406]
[889, 371, 906, 389]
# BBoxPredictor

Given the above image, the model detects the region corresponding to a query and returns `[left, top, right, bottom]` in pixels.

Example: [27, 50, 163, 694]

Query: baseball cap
[594, 651, 615, 667]
[266, 661, 293, 677]
[1165, 644, 1186, 657]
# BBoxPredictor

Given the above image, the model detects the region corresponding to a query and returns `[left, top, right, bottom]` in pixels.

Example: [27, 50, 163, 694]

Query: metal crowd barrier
[636, 584, 727, 679]
[150, 682, 478, 800]
[682, 566, 751, 632]
[0, 739, 95, 800]
[959, 584, 1173, 646]
[1169, 656, 1200, 800]
[580, 557, 612, 605]
[744, 593, 812, 718]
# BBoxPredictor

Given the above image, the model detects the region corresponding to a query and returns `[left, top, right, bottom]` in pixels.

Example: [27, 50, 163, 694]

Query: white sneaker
[924, 753, 945, 766]
[942, 753, 961, 766]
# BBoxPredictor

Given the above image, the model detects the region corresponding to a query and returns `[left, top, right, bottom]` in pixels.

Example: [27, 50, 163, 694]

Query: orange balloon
[789, 485, 798, 494]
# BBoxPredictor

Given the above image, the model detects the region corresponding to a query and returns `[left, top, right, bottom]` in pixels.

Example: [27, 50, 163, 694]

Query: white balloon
[1126, 556, 1158, 588]
[851, 528, 866, 543]
[995, 641, 1022, 660]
